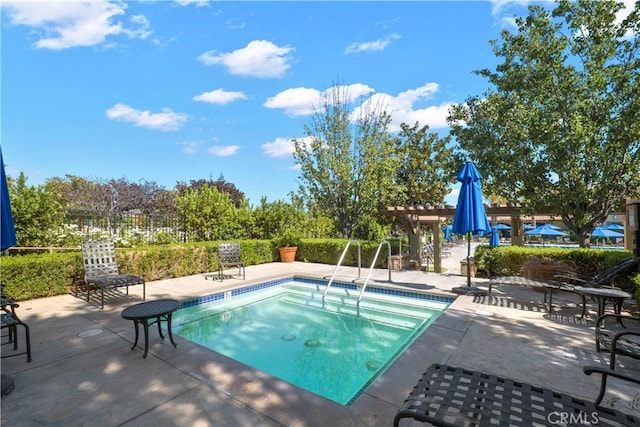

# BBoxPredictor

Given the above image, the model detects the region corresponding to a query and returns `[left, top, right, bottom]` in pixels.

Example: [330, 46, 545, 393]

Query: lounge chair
[1, 285, 32, 363]
[595, 313, 640, 366]
[489, 257, 638, 315]
[205, 242, 245, 281]
[80, 240, 145, 309]
[554, 258, 638, 318]
[553, 257, 638, 289]
[394, 363, 640, 427]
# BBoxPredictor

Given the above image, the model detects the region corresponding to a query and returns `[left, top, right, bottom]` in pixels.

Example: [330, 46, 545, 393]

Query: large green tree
[9, 173, 65, 246]
[448, 0, 640, 247]
[176, 185, 245, 241]
[393, 122, 458, 206]
[175, 174, 245, 208]
[292, 85, 398, 239]
[46, 175, 176, 215]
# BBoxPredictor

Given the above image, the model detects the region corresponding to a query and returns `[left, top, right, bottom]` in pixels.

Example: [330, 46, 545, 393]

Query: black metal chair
[209, 242, 245, 281]
[394, 363, 640, 427]
[80, 240, 145, 309]
[553, 257, 639, 288]
[1, 285, 32, 363]
[595, 313, 640, 367]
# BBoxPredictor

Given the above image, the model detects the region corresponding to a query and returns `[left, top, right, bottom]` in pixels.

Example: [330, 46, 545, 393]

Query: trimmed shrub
[0, 238, 401, 301]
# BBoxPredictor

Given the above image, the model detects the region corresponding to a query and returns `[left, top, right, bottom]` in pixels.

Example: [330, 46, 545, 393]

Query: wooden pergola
[383, 204, 628, 273]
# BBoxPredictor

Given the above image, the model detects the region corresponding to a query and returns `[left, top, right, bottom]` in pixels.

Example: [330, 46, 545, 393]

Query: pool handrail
[357, 240, 392, 313]
[322, 239, 361, 304]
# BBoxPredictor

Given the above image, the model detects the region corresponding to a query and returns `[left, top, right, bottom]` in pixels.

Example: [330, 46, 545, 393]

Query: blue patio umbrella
[493, 223, 511, 230]
[525, 224, 567, 246]
[1, 148, 16, 251]
[591, 226, 624, 247]
[452, 162, 491, 286]
[442, 224, 452, 242]
[524, 224, 568, 237]
[489, 226, 500, 247]
[591, 227, 624, 239]
[603, 223, 624, 231]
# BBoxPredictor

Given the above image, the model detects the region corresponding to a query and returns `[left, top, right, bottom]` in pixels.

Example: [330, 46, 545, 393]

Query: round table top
[121, 299, 180, 320]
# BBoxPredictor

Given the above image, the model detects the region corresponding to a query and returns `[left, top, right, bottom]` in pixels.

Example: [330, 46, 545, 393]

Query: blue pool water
[172, 277, 452, 405]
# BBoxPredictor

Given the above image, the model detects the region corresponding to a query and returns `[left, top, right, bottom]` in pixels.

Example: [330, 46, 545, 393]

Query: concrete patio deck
[2, 243, 639, 426]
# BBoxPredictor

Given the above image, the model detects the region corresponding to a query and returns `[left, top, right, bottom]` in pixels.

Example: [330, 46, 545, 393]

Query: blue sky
[2, 0, 541, 206]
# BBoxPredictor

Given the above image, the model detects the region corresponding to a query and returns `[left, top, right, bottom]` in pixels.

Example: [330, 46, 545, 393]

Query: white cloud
[261, 137, 295, 158]
[490, 0, 532, 18]
[399, 102, 455, 130]
[2, 1, 151, 49]
[344, 33, 401, 54]
[180, 140, 203, 154]
[193, 89, 248, 105]
[338, 83, 377, 101]
[174, 0, 210, 7]
[197, 40, 294, 78]
[264, 83, 375, 117]
[106, 103, 188, 131]
[265, 82, 452, 130]
[445, 186, 460, 206]
[264, 87, 322, 116]
[354, 83, 452, 131]
[225, 19, 246, 30]
[207, 145, 240, 156]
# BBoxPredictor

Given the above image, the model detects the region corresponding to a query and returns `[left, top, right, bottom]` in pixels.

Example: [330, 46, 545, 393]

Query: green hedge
[0, 239, 400, 301]
[474, 245, 639, 296]
[296, 238, 395, 267]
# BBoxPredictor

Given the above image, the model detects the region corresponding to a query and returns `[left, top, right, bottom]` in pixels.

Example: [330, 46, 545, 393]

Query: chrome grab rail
[322, 239, 361, 303]
[357, 240, 391, 313]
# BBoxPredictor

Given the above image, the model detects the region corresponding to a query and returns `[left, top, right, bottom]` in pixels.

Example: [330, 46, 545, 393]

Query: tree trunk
[576, 231, 590, 248]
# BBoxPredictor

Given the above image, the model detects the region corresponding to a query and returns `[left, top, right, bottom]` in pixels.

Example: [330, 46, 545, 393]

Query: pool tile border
[179, 275, 454, 308]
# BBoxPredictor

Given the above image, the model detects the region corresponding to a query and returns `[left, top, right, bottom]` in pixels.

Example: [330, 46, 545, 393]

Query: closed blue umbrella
[0, 147, 17, 397]
[1, 148, 16, 251]
[442, 224, 451, 242]
[452, 162, 491, 286]
[490, 226, 500, 247]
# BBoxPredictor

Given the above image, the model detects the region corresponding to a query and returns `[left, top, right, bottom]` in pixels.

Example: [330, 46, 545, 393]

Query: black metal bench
[394, 364, 639, 427]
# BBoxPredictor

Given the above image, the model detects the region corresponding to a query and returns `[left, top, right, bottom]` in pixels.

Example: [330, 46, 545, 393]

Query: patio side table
[121, 299, 179, 358]
[576, 287, 631, 319]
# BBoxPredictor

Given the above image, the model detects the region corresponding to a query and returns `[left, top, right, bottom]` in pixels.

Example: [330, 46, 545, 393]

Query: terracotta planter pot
[278, 246, 297, 263]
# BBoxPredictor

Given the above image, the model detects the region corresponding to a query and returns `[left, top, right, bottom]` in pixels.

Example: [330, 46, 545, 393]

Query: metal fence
[65, 209, 187, 243]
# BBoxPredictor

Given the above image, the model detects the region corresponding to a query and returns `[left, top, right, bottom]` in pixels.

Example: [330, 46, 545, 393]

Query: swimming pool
[172, 276, 452, 405]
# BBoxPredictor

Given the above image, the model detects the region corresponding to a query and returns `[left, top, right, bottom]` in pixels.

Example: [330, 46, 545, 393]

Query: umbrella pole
[467, 232, 471, 286]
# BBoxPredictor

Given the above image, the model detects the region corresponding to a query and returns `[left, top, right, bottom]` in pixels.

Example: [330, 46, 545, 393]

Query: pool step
[278, 295, 430, 330]
[283, 282, 449, 313]
[279, 290, 435, 329]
